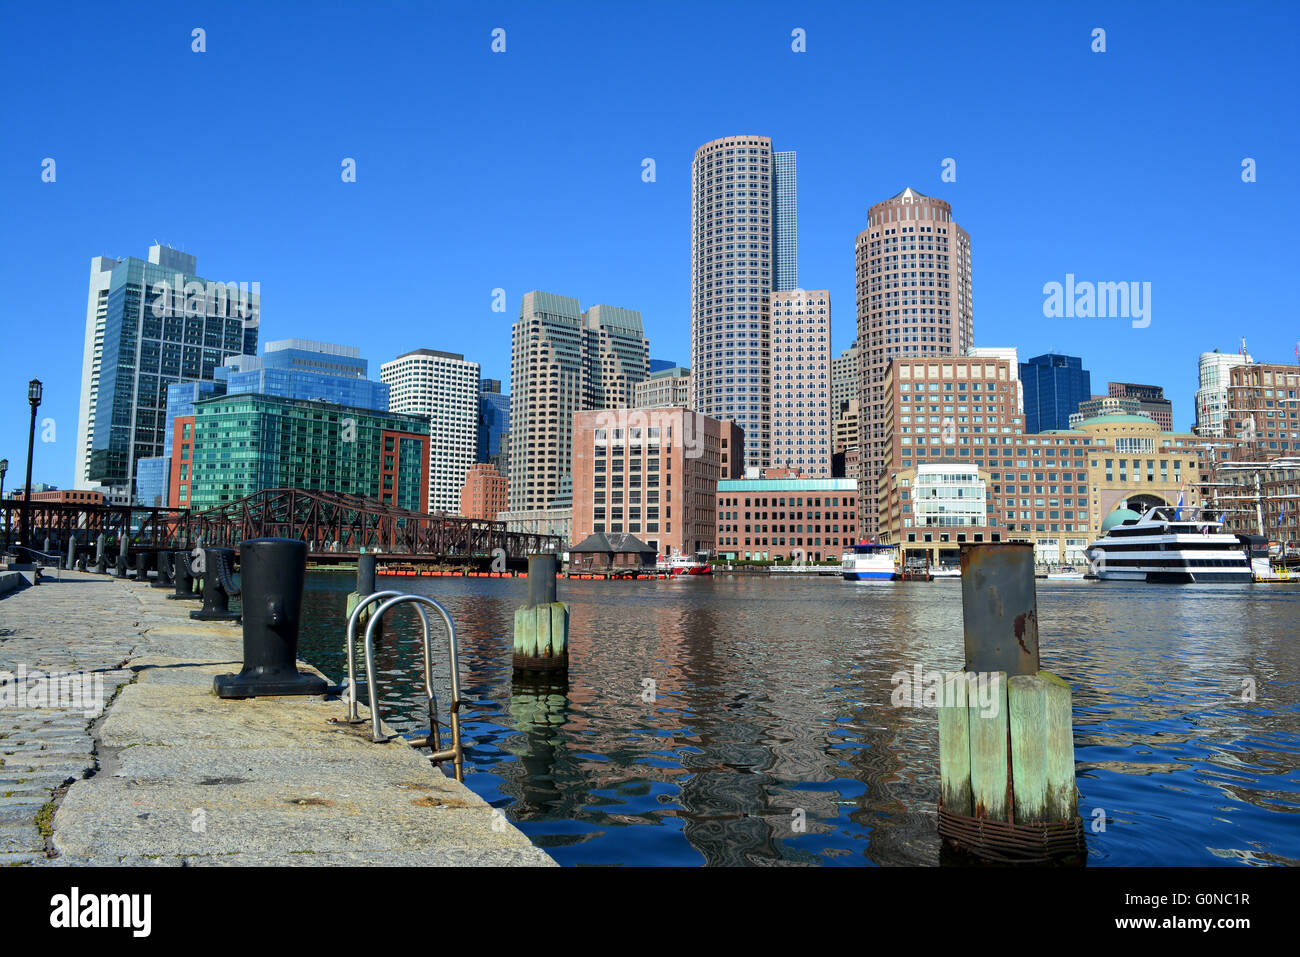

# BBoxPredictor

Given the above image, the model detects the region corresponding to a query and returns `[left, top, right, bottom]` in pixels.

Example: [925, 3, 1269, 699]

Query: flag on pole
[1174, 490, 1184, 521]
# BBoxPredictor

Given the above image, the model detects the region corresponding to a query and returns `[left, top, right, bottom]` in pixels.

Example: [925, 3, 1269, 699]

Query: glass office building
[1020, 353, 1092, 433]
[218, 338, 388, 411]
[76, 244, 258, 500]
[477, 379, 510, 464]
[184, 395, 428, 512]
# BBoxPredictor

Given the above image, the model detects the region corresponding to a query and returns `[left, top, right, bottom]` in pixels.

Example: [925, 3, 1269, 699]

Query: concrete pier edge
[0, 570, 554, 867]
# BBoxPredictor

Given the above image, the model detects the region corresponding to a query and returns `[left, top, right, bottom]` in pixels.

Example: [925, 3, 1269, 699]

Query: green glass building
[187, 394, 429, 512]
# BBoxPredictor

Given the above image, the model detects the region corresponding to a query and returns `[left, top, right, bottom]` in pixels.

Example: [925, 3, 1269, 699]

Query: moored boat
[841, 542, 898, 581]
[1086, 506, 1251, 583]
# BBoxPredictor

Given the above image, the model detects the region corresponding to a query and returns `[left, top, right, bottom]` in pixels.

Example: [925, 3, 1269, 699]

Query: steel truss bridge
[1, 488, 559, 566]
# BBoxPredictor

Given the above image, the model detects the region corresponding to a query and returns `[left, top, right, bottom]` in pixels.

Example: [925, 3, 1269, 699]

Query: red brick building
[460, 462, 508, 521]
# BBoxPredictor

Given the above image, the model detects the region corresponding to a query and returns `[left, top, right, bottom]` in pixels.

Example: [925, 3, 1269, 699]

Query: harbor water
[297, 573, 1300, 866]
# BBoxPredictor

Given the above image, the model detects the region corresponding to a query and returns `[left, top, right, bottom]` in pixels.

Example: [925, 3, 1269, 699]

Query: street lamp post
[21, 379, 42, 550]
[0, 457, 8, 550]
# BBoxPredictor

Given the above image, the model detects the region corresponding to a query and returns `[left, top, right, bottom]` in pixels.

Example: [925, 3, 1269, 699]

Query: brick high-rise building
[509, 291, 649, 512]
[459, 462, 507, 521]
[570, 407, 742, 559]
[771, 289, 832, 477]
[855, 188, 972, 536]
[691, 135, 798, 473]
[1108, 382, 1173, 432]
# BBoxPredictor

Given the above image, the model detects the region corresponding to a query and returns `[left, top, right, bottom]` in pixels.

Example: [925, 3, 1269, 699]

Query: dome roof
[1101, 508, 1141, 532]
[1075, 414, 1158, 427]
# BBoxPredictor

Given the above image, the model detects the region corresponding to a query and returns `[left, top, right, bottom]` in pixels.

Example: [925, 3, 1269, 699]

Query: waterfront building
[715, 470, 858, 562]
[571, 407, 742, 559]
[968, 347, 1022, 414]
[831, 344, 860, 415]
[1195, 350, 1253, 438]
[177, 395, 428, 512]
[380, 349, 480, 515]
[1068, 394, 1153, 428]
[508, 291, 649, 512]
[459, 462, 507, 521]
[874, 354, 1210, 566]
[691, 135, 799, 473]
[1020, 353, 1091, 434]
[855, 188, 973, 537]
[633, 366, 691, 409]
[1220, 361, 1300, 461]
[75, 244, 258, 501]
[1108, 382, 1173, 431]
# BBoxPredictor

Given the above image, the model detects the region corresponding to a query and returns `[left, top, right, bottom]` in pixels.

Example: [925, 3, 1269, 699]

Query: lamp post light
[21, 379, 42, 550]
[0, 457, 8, 550]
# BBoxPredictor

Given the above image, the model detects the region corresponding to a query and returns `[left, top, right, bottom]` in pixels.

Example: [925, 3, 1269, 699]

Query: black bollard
[65, 535, 77, 571]
[151, 550, 175, 588]
[94, 533, 106, 572]
[214, 538, 328, 698]
[169, 549, 202, 600]
[358, 553, 377, 597]
[190, 547, 241, 622]
[132, 549, 154, 583]
[115, 537, 129, 577]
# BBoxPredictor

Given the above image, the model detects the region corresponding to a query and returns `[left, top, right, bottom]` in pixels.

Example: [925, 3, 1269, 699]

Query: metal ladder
[343, 590, 465, 782]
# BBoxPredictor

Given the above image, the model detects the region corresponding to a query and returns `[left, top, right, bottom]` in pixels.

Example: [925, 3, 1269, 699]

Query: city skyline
[3, 3, 1298, 490]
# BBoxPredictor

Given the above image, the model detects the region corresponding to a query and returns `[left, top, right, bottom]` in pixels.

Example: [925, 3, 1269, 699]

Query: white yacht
[1086, 507, 1251, 583]
[841, 543, 899, 581]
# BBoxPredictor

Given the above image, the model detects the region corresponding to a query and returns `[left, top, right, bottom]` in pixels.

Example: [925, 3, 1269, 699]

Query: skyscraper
[855, 188, 973, 536]
[381, 349, 480, 514]
[690, 135, 798, 472]
[508, 291, 648, 511]
[1195, 349, 1252, 437]
[1020, 353, 1091, 433]
[770, 289, 831, 476]
[75, 244, 258, 500]
[220, 339, 388, 411]
[831, 344, 860, 415]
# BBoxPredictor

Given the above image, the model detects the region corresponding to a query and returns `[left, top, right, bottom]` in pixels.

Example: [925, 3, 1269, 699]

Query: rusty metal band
[938, 805, 1086, 864]
[512, 652, 569, 672]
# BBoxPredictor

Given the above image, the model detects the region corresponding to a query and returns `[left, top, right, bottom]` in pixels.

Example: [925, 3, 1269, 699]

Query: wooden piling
[938, 672, 973, 816]
[968, 671, 1009, 821]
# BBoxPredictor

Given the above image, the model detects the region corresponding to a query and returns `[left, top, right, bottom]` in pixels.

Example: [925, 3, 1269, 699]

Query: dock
[0, 570, 554, 866]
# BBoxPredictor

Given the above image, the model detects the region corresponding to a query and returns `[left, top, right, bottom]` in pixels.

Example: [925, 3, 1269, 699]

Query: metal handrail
[343, 589, 404, 723]
[342, 590, 465, 782]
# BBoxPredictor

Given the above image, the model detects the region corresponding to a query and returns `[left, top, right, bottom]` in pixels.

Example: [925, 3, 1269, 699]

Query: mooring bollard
[190, 547, 242, 622]
[936, 542, 1084, 864]
[513, 553, 569, 673]
[344, 553, 382, 640]
[92, 534, 107, 574]
[151, 550, 175, 588]
[132, 549, 154, 583]
[65, 535, 77, 571]
[214, 538, 328, 698]
[169, 549, 201, 600]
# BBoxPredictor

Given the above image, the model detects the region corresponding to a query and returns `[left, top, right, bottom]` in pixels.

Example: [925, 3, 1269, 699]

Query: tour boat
[657, 555, 712, 576]
[1086, 507, 1251, 583]
[841, 543, 899, 581]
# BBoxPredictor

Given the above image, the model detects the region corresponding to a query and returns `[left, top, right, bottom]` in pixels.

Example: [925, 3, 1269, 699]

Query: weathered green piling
[513, 554, 568, 672]
[938, 671, 973, 816]
[936, 543, 1085, 862]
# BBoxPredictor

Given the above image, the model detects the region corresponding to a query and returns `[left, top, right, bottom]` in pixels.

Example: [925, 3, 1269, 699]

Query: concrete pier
[0, 570, 554, 866]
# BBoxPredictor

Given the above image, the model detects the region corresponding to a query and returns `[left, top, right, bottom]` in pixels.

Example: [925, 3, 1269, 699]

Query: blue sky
[1, 0, 1297, 489]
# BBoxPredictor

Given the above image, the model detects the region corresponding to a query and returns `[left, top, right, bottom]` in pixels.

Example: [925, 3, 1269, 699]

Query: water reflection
[295, 573, 1300, 867]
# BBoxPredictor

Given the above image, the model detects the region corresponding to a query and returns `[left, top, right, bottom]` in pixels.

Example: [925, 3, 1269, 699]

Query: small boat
[656, 554, 712, 576]
[841, 542, 898, 581]
[1046, 564, 1085, 580]
[931, 564, 961, 579]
